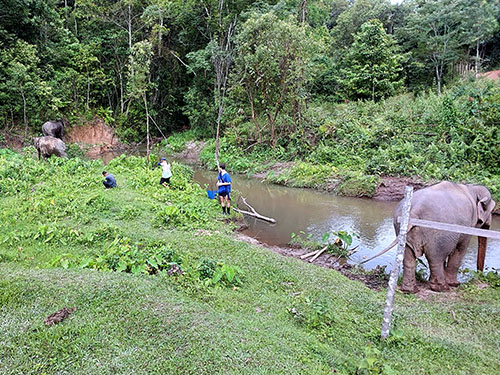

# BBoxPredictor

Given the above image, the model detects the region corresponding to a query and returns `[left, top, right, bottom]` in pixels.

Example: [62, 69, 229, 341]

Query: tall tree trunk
[143, 93, 150, 166]
[86, 73, 90, 109]
[435, 65, 441, 95]
[301, 0, 307, 24]
[128, 4, 133, 50]
[248, 90, 262, 142]
[119, 72, 124, 114]
[21, 89, 28, 138]
[158, 13, 163, 57]
[475, 40, 480, 76]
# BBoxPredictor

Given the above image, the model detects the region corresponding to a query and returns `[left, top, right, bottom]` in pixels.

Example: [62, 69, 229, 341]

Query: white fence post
[381, 186, 413, 340]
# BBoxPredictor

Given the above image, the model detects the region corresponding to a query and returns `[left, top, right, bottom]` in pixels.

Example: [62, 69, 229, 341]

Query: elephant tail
[359, 238, 398, 265]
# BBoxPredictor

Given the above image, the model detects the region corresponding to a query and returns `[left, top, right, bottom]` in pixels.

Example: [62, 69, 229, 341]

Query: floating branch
[235, 197, 277, 224]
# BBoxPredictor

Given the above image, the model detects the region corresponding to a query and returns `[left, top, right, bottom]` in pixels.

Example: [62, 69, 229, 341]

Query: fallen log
[235, 197, 277, 224]
[233, 208, 277, 223]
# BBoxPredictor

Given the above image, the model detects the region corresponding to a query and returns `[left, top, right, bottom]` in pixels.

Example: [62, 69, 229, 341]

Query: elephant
[34, 136, 67, 160]
[42, 119, 67, 140]
[363, 181, 496, 293]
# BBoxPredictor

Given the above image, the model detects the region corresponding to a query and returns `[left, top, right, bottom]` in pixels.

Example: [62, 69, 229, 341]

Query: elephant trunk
[477, 224, 490, 271]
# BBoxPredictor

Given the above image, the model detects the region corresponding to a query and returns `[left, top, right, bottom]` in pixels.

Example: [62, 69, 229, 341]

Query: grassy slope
[1, 151, 500, 375]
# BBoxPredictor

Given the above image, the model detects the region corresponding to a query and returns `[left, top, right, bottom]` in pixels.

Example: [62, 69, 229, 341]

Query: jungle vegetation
[1, 0, 500, 195]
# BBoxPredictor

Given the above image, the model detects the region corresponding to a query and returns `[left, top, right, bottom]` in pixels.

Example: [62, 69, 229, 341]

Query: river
[193, 169, 500, 275]
[96, 150, 500, 275]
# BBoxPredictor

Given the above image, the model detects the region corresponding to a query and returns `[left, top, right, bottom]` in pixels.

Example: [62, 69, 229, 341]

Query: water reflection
[193, 169, 500, 274]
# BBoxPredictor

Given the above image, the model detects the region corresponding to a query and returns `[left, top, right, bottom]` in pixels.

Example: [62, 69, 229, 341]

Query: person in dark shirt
[102, 171, 117, 189]
[217, 163, 231, 215]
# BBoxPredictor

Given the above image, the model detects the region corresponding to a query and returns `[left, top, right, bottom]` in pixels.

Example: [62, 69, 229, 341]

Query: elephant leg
[400, 245, 419, 293]
[445, 237, 470, 287]
[428, 253, 450, 292]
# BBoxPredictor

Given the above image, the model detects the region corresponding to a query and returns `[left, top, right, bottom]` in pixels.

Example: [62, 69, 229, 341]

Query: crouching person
[102, 171, 117, 189]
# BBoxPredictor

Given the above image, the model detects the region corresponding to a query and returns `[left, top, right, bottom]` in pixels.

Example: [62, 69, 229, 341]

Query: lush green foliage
[341, 19, 405, 101]
[1, 149, 500, 374]
[2, 0, 499, 143]
[196, 78, 500, 200]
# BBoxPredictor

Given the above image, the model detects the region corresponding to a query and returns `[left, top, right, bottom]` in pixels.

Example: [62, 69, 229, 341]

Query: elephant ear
[477, 196, 496, 227]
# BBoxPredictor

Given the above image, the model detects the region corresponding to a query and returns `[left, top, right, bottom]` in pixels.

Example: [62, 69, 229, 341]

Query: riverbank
[2, 149, 500, 374]
[171, 138, 500, 211]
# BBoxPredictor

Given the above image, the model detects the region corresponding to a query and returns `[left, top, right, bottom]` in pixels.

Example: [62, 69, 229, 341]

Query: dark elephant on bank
[34, 136, 67, 160]
[42, 119, 67, 139]
[363, 181, 496, 293]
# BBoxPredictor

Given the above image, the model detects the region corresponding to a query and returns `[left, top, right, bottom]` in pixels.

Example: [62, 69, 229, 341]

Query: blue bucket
[207, 190, 217, 199]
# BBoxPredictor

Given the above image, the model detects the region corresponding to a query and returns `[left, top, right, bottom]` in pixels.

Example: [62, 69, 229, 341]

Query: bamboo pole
[309, 246, 328, 263]
[381, 186, 413, 340]
[300, 249, 320, 259]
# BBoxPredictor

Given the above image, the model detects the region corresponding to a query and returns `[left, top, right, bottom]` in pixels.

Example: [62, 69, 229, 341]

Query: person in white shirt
[158, 157, 172, 187]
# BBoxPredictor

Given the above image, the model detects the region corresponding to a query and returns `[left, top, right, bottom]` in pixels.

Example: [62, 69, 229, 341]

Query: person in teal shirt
[217, 163, 231, 215]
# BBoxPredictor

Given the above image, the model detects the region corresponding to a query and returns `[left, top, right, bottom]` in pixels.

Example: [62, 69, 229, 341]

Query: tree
[463, 0, 498, 75]
[127, 40, 153, 164]
[331, 0, 393, 49]
[231, 12, 316, 147]
[405, 0, 470, 95]
[341, 19, 405, 101]
[0, 41, 50, 135]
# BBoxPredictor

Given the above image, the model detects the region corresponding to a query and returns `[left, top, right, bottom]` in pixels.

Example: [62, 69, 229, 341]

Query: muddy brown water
[96, 151, 500, 276]
[193, 169, 500, 276]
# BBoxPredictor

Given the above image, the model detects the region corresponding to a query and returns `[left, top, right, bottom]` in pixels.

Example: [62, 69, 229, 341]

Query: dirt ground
[1, 132, 25, 150]
[66, 118, 124, 157]
[373, 176, 432, 201]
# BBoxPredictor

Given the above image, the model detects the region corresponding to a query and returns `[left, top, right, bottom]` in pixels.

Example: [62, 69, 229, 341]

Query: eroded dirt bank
[66, 119, 123, 157]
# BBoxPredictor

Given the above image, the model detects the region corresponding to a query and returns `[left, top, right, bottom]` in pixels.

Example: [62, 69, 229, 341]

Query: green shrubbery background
[186, 79, 499, 199]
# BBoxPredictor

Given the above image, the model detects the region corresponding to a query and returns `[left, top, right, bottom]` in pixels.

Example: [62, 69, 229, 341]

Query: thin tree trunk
[381, 186, 413, 340]
[301, 0, 307, 24]
[119, 72, 124, 114]
[86, 73, 90, 109]
[475, 41, 480, 76]
[128, 4, 133, 50]
[21, 89, 28, 138]
[143, 93, 150, 166]
[435, 65, 441, 95]
[248, 90, 262, 142]
[158, 14, 163, 57]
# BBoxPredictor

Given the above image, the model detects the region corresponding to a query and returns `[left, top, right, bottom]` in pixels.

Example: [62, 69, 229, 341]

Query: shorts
[160, 177, 170, 185]
[218, 191, 231, 200]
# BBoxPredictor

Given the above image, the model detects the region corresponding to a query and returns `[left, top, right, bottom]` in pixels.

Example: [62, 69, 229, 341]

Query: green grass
[1, 149, 500, 374]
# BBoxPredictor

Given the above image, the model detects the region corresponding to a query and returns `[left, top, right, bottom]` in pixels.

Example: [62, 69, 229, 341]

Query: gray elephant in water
[34, 136, 67, 160]
[42, 119, 67, 139]
[364, 181, 495, 293]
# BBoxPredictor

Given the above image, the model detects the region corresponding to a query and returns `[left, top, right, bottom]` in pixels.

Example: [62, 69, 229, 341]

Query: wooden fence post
[381, 186, 413, 340]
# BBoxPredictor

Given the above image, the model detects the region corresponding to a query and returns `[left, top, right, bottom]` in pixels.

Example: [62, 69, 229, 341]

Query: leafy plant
[355, 344, 396, 375]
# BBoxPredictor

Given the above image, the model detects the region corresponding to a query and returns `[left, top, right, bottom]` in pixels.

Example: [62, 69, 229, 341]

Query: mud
[44, 307, 76, 326]
[1, 132, 25, 150]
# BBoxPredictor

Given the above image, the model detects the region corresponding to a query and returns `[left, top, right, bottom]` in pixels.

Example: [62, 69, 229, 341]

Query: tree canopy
[0, 0, 499, 141]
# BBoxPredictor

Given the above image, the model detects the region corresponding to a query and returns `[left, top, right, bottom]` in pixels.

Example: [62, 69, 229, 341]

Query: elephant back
[42, 120, 64, 139]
